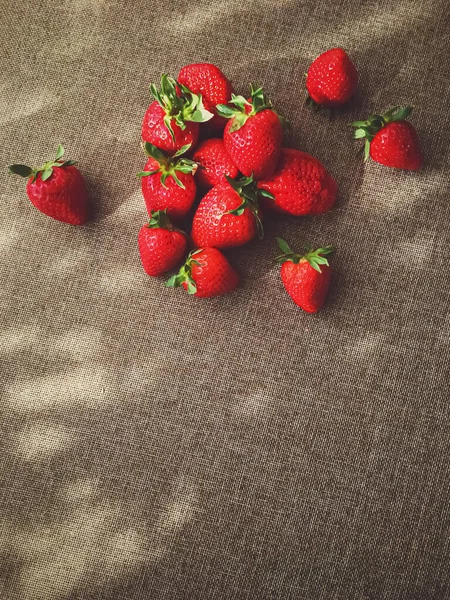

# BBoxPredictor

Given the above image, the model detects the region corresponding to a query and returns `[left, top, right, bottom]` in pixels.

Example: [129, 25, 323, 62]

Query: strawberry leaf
[353, 128, 366, 139]
[387, 106, 413, 123]
[55, 144, 65, 160]
[137, 170, 159, 178]
[258, 188, 274, 199]
[173, 144, 191, 158]
[276, 237, 293, 255]
[186, 279, 197, 295]
[8, 164, 33, 178]
[41, 168, 53, 181]
[144, 142, 167, 163]
[216, 104, 236, 117]
[171, 172, 185, 189]
[364, 139, 371, 162]
[163, 114, 176, 142]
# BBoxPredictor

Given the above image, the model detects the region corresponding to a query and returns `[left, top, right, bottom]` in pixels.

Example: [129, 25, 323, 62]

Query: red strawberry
[138, 210, 187, 277]
[142, 74, 213, 154]
[138, 142, 197, 220]
[306, 48, 358, 108]
[178, 63, 234, 130]
[258, 148, 337, 215]
[352, 106, 423, 170]
[8, 145, 88, 225]
[217, 85, 283, 180]
[191, 175, 270, 249]
[192, 138, 239, 189]
[276, 238, 334, 313]
[166, 247, 239, 298]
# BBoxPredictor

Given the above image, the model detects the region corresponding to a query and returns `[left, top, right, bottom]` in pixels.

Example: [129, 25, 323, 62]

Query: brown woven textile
[1, 1, 449, 598]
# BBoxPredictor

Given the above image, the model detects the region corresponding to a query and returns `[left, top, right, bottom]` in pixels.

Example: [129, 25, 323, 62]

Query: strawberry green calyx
[305, 95, 332, 117]
[8, 145, 76, 183]
[275, 237, 334, 273]
[137, 142, 198, 189]
[166, 249, 202, 294]
[150, 74, 213, 141]
[352, 106, 413, 161]
[217, 84, 279, 132]
[145, 209, 183, 232]
[224, 174, 273, 239]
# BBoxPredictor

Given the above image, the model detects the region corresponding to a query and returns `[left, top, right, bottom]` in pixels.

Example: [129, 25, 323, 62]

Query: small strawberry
[258, 148, 337, 215]
[306, 48, 358, 108]
[8, 145, 88, 225]
[217, 85, 283, 180]
[192, 138, 239, 189]
[138, 142, 197, 220]
[178, 63, 234, 130]
[166, 247, 239, 298]
[191, 175, 272, 249]
[276, 238, 334, 313]
[138, 210, 187, 277]
[352, 106, 423, 170]
[142, 74, 213, 154]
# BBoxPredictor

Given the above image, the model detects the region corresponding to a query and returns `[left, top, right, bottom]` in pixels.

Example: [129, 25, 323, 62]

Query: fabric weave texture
[0, 1, 449, 599]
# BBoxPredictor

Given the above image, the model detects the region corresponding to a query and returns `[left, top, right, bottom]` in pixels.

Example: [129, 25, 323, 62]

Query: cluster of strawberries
[9, 48, 423, 313]
[137, 62, 340, 311]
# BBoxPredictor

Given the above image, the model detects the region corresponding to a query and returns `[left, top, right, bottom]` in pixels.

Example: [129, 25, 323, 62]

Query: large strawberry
[138, 210, 187, 277]
[166, 247, 239, 298]
[352, 106, 423, 170]
[142, 74, 213, 154]
[192, 138, 239, 189]
[8, 145, 88, 225]
[217, 85, 283, 180]
[306, 48, 358, 108]
[258, 148, 337, 215]
[276, 238, 334, 313]
[138, 142, 197, 220]
[191, 175, 272, 249]
[178, 63, 234, 130]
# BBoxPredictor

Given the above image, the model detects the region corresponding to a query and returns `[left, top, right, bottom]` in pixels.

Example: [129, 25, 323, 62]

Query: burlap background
[1, 1, 449, 599]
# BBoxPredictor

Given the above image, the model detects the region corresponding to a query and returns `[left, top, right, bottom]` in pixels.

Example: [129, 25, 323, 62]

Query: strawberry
[178, 63, 234, 130]
[8, 145, 88, 225]
[258, 148, 337, 215]
[142, 74, 213, 154]
[138, 210, 187, 277]
[166, 247, 239, 298]
[138, 142, 197, 220]
[352, 106, 423, 170]
[306, 48, 358, 108]
[192, 138, 239, 189]
[217, 85, 283, 180]
[276, 238, 334, 313]
[191, 175, 272, 249]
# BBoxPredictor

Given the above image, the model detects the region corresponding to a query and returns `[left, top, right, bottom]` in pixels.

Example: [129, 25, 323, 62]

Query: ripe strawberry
[138, 142, 197, 220]
[217, 85, 283, 180]
[306, 48, 358, 108]
[191, 175, 271, 249]
[8, 145, 88, 225]
[166, 247, 239, 298]
[178, 63, 234, 130]
[258, 148, 337, 215]
[138, 210, 187, 277]
[352, 106, 423, 170]
[276, 238, 334, 313]
[142, 74, 213, 154]
[192, 138, 239, 189]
